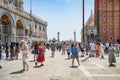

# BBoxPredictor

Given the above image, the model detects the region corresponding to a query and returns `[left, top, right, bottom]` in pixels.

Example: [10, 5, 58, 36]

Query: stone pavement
[0, 50, 120, 80]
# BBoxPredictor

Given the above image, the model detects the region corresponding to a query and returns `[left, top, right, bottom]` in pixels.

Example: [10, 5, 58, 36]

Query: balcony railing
[16, 34, 24, 36]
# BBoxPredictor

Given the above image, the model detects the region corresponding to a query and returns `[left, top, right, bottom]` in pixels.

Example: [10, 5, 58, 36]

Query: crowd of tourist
[0, 40, 120, 70]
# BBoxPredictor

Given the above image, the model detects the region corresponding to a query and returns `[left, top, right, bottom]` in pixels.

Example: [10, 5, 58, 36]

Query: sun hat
[20, 40, 26, 43]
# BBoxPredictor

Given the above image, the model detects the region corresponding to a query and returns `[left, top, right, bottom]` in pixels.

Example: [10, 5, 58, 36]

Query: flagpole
[30, 0, 32, 15]
[97, 0, 100, 42]
[82, 0, 85, 43]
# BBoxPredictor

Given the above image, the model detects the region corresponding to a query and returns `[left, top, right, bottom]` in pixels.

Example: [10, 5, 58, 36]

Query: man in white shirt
[89, 42, 95, 57]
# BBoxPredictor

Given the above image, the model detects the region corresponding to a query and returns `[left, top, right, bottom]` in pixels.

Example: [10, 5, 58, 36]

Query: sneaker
[41, 64, 44, 66]
[71, 65, 75, 67]
[22, 68, 25, 71]
[109, 64, 116, 67]
[35, 62, 37, 66]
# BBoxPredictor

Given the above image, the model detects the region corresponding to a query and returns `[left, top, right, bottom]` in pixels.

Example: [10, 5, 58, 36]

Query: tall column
[57, 32, 60, 42]
[74, 31, 76, 42]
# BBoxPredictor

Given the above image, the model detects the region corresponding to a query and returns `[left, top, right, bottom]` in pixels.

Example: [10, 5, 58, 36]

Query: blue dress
[71, 47, 79, 59]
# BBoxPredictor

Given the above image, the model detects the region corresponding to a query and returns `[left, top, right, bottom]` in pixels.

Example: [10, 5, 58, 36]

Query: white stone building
[81, 11, 97, 42]
[0, 0, 47, 43]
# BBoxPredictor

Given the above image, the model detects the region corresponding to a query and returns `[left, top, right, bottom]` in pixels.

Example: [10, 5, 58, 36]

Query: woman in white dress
[20, 40, 29, 71]
[100, 42, 105, 59]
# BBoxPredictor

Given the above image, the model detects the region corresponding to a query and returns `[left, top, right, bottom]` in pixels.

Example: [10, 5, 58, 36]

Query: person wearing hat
[20, 40, 29, 71]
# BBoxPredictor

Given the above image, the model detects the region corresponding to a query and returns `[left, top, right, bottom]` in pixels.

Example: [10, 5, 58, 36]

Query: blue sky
[23, 0, 94, 42]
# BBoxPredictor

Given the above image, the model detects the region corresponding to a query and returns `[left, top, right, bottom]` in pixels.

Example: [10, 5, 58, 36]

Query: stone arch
[16, 19, 24, 42]
[1, 14, 11, 25]
[0, 13, 14, 43]
[16, 19, 24, 29]
[0, 12, 14, 26]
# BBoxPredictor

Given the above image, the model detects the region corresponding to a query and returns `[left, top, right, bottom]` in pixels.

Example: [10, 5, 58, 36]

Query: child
[71, 43, 80, 67]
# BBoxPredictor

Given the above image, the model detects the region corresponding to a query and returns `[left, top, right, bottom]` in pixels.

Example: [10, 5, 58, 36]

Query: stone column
[74, 31, 76, 42]
[57, 32, 60, 42]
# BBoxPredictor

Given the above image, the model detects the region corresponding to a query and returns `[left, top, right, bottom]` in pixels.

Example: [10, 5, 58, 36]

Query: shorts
[71, 54, 79, 59]
[51, 48, 55, 51]
[34, 49, 38, 55]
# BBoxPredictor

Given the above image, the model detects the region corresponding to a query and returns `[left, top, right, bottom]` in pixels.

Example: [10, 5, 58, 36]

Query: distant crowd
[0, 40, 119, 70]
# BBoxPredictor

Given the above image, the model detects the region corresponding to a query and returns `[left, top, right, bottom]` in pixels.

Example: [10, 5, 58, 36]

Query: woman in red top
[95, 43, 100, 57]
[35, 42, 45, 66]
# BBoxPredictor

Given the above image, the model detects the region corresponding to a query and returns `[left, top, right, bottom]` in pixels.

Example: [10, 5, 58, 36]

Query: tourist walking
[95, 43, 100, 57]
[108, 43, 116, 67]
[5, 42, 9, 60]
[51, 41, 56, 57]
[100, 42, 105, 59]
[35, 42, 45, 67]
[67, 43, 71, 59]
[71, 43, 80, 66]
[89, 42, 95, 57]
[34, 41, 38, 61]
[10, 42, 14, 60]
[62, 42, 66, 55]
[114, 42, 120, 57]
[58, 43, 62, 52]
[85, 42, 90, 55]
[20, 40, 29, 71]
[15, 42, 20, 60]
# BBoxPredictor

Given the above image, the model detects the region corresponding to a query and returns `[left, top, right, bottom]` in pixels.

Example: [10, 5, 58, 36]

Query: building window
[110, 37, 113, 40]
[103, 13, 106, 20]
[103, 0, 106, 6]
[103, 27, 106, 32]
[35, 24, 37, 29]
[43, 27, 45, 31]
[25, 29, 28, 36]
[39, 26, 41, 31]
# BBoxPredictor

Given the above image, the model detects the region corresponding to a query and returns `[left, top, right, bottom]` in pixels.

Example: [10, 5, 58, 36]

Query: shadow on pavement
[64, 58, 71, 60]
[29, 60, 35, 62]
[69, 66, 78, 68]
[10, 70, 24, 74]
[81, 56, 90, 62]
[33, 66, 42, 68]
[49, 56, 54, 58]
